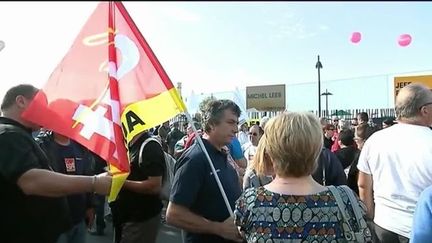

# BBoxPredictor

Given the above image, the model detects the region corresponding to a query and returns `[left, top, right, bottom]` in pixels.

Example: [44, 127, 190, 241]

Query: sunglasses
[249, 132, 258, 136]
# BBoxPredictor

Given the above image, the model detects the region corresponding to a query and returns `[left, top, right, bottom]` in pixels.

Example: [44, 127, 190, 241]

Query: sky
[1, 1, 432, 111]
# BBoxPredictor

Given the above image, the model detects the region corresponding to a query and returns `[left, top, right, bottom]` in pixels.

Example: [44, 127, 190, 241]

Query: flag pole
[114, 1, 233, 216]
[184, 111, 234, 217]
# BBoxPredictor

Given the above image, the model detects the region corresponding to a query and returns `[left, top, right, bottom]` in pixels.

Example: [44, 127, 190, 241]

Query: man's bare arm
[166, 202, 242, 242]
[235, 157, 247, 169]
[123, 176, 162, 195]
[166, 202, 218, 234]
[358, 171, 374, 219]
[17, 169, 111, 197]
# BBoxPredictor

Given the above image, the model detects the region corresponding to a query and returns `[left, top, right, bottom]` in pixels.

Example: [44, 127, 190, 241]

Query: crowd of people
[1, 82, 431, 243]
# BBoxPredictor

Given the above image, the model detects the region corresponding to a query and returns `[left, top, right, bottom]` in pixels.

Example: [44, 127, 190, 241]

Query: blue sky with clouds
[0, 2, 431, 110]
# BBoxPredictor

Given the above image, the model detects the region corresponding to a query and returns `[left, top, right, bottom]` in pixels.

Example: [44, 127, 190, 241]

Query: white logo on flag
[72, 105, 115, 142]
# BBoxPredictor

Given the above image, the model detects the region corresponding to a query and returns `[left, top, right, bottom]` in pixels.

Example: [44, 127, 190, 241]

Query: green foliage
[198, 95, 217, 116]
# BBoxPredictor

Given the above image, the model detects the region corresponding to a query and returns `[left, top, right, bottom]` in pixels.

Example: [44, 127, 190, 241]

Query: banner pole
[183, 112, 234, 217]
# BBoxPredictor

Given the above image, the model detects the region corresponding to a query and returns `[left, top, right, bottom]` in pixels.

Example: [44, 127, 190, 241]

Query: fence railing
[312, 108, 395, 120]
[165, 107, 395, 132]
[246, 108, 395, 121]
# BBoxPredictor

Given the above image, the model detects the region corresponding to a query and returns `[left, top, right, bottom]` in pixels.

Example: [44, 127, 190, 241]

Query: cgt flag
[22, 1, 186, 202]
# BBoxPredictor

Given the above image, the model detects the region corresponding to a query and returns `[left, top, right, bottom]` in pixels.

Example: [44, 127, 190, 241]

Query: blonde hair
[264, 112, 323, 177]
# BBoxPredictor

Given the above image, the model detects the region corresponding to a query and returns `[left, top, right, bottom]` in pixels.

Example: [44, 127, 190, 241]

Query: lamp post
[0, 40, 5, 52]
[315, 55, 323, 117]
[321, 89, 333, 118]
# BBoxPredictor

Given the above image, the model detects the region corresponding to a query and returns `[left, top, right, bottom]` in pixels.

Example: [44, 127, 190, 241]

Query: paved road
[87, 221, 184, 243]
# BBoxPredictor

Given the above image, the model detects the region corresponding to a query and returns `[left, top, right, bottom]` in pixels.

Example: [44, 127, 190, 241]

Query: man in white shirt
[242, 125, 263, 165]
[357, 83, 432, 243]
[259, 116, 270, 131]
[237, 123, 249, 148]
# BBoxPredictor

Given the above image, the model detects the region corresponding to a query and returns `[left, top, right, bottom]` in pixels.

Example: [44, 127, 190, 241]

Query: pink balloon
[398, 34, 412, 47]
[350, 32, 362, 44]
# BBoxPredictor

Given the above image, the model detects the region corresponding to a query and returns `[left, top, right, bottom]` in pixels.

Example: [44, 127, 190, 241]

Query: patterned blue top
[234, 186, 370, 242]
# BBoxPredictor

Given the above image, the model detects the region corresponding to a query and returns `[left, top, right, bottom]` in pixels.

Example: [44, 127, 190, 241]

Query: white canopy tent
[184, 87, 250, 125]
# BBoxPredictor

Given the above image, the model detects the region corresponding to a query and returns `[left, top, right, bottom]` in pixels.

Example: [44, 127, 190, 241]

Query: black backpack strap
[138, 137, 161, 166]
[34, 131, 62, 172]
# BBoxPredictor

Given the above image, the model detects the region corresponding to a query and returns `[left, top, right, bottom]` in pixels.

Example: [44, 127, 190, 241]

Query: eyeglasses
[249, 132, 258, 136]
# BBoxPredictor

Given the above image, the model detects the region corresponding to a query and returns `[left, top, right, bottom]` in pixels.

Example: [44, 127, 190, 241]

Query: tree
[198, 95, 217, 116]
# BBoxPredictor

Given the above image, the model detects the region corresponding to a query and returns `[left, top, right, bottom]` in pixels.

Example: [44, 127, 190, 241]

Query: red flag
[22, 1, 186, 201]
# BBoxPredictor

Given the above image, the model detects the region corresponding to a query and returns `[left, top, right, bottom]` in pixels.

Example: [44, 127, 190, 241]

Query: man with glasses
[331, 116, 339, 127]
[358, 83, 432, 243]
[351, 118, 359, 129]
[242, 125, 263, 165]
[323, 124, 335, 149]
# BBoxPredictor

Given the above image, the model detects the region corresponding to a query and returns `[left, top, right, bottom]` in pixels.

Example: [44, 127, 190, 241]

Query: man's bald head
[249, 124, 263, 146]
[395, 83, 432, 120]
[249, 124, 261, 133]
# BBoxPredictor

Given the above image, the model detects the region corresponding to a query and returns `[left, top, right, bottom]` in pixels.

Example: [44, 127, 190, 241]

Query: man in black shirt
[335, 129, 358, 169]
[0, 84, 112, 243]
[110, 131, 166, 243]
[166, 99, 243, 243]
[167, 121, 185, 155]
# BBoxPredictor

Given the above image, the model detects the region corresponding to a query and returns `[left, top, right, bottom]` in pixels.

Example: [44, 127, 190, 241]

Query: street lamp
[315, 55, 323, 117]
[0, 40, 5, 52]
[321, 89, 333, 118]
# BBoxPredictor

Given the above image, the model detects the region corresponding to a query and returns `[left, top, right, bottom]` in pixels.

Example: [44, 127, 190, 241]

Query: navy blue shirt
[51, 141, 94, 225]
[170, 138, 242, 243]
[36, 133, 95, 225]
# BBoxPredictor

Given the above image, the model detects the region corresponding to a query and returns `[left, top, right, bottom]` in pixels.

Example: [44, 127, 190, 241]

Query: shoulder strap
[35, 132, 61, 171]
[323, 149, 333, 186]
[321, 149, 329, 186]
[340, 185, 368, 240]
[328, 185, 356, 242]
[138, 137, 162, 166]
[327, 185, 350, 220]
[322, 161, 326, 186]
[328, 185, 366, 243]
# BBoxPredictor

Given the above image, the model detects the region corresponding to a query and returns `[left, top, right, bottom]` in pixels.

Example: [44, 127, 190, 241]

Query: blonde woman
[242, 136, 273, 190]
[234, 112, 371, 242]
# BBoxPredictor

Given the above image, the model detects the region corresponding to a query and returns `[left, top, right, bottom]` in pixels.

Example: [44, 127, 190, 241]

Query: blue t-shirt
[227, 137, 244, 161]
[411, 185, 432, 242]
[170, 139, 242, 243]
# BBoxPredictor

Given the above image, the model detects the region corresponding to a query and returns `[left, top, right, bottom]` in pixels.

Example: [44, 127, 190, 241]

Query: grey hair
[338, 119, 350, 130]
[395, 83, 431, 119]
[203, 99, 241, 133]
[260, 116, 270, 130]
